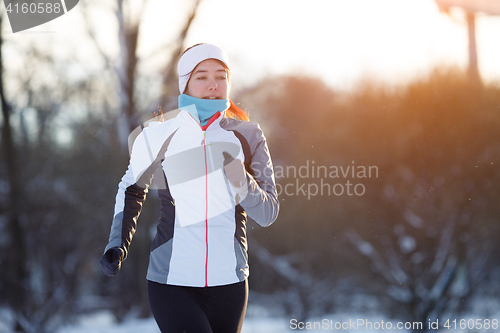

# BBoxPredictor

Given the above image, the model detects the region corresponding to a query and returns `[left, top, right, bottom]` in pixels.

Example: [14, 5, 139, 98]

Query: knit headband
[177, 43, 230, 94]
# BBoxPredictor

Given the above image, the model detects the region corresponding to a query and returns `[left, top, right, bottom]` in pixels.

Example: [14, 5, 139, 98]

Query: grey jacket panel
[147, 239, 174, 284]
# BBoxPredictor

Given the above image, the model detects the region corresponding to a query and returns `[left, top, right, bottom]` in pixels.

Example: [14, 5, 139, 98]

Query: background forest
[1, 1, 500, 332]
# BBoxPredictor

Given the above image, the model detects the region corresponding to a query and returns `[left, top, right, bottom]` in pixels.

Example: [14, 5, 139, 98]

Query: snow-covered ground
[0, 306, 406, 333]
[55, 311, 405, 333]
[54, 308, 500, 333]
[57, 313, 287, 333]
[2, 296, 499, 333]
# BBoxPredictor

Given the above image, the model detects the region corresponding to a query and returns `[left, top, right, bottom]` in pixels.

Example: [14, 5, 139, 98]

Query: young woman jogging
[100, 43, 279, 333]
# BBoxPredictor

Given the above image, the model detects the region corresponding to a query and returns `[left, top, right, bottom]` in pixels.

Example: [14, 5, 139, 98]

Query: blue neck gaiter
[178, 94, 230, 127]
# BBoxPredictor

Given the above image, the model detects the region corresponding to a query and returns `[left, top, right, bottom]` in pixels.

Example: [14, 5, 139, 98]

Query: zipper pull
[201, 131, 206, 145]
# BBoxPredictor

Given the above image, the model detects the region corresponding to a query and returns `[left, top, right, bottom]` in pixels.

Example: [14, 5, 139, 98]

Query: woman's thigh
[147, 280, 248, 333]
[147, 281, 212, 332]
[205, 279, 248, 333]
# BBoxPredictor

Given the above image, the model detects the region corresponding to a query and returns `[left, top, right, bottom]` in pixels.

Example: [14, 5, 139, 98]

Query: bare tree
[0, 14, 28, 332]
[0, 42, 71, 333]
[250, 240, 338, 322]
[81, 0, 202, 148]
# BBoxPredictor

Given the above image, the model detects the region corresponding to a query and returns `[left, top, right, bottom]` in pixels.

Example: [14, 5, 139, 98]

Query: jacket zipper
[186, 112, 210, 287]
[202, 130, 209, 287]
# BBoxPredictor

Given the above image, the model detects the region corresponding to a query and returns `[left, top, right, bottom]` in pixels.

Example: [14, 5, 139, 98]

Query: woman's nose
[208, 78, 218, 90]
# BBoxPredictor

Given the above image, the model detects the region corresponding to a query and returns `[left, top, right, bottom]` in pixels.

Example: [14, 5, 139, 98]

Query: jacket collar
[179, 109, 226, 130]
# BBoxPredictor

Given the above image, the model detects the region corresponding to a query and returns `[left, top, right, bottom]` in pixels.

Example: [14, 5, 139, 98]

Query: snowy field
[55, 311, 500, 333]
[53, 309, 500, 333]
[1, 297, 499, 333]
[0, 307, 411, 333]
[55, 311, 408, 333]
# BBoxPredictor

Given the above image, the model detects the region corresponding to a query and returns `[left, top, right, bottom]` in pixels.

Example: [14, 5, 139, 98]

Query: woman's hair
[227, 100, 249, 122]
[179, 44, 249, 122]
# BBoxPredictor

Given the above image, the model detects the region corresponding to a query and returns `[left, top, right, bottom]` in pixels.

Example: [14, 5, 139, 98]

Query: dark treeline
[1, 67, 500, 332]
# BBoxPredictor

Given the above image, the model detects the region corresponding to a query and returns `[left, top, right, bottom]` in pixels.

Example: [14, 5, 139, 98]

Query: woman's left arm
[239, 128, 280, 227]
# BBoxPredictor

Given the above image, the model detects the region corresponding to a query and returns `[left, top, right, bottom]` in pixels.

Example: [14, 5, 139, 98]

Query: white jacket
[103, 109, 279, 287]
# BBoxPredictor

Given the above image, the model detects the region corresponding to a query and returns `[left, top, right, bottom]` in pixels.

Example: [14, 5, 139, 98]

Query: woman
[100, 43, 279, 333]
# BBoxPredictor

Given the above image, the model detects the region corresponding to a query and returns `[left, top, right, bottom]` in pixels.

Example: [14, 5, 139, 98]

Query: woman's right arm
[101, 121, 178, 275]
[102, 130, 156, 263]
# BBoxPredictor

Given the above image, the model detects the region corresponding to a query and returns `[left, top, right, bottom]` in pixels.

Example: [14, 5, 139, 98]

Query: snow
[53, 310, 500, 333]
[57, 313, 159, 333]
[52, 307, 291, 333]
[2, 297, 500, 333]
[55, 311, 403, 333]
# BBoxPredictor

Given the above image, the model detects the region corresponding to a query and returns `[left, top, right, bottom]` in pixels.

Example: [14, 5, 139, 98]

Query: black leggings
[147, 279, 248, 333]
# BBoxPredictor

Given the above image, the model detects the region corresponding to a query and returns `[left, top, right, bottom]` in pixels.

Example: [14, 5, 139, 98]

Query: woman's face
[185, 59, 229, 100]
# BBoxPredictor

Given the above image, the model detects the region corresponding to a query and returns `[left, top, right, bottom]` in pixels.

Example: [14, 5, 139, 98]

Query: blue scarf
[178, 94, 230, 126]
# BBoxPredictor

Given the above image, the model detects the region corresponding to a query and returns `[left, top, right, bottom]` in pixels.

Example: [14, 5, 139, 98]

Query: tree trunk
[0, 15, 28, 327]
[466, 11, 480, 85]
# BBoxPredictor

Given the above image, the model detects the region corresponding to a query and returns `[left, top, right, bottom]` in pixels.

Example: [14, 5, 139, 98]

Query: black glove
[223, 152, 246, 187]
[100, 247, 124, 276]
[223, 151, 248, 205]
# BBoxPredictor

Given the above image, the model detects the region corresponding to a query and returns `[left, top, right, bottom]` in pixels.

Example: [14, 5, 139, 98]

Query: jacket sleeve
[239, 126, 279, 227]
[103, 130, 156, 259]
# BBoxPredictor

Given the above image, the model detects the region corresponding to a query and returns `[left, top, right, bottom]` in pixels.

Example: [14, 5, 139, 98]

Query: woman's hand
[100, 247, 124, 276]
[223, 152, 248, 204]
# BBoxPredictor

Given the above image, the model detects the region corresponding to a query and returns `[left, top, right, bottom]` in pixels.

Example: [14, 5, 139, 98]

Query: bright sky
[146, 0, 500, 90]
[4, 0, 500, 91]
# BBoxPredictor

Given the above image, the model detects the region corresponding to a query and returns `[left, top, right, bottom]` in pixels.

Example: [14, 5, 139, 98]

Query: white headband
[177, 43, 230, 94]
